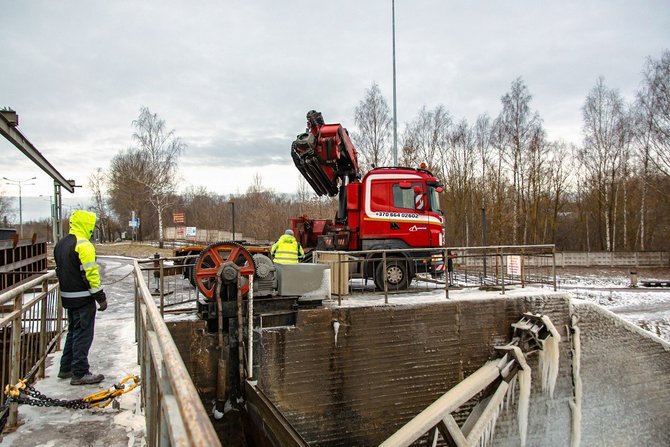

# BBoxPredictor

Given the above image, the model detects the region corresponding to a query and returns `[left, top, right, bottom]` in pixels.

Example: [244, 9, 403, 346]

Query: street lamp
[3, 176, 36, 238]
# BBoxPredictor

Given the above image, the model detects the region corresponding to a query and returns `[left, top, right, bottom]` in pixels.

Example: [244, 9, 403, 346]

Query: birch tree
[493, 78, 544, 244]
[130, 107, 185, 248]
[87, 168, 111, 242]
[352, 82, 393, 170]
[579, 77, 628, 251]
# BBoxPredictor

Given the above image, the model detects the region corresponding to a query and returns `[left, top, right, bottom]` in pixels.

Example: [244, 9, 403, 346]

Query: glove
[91, 290, 108, 311]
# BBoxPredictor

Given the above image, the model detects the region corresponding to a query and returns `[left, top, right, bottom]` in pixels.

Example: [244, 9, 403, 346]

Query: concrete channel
[167, 289, 670, 446]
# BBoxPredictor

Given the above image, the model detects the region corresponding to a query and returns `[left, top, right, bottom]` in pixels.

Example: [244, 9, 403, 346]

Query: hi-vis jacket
[54, 210, 101, 309]
[270, 234, 304, 264]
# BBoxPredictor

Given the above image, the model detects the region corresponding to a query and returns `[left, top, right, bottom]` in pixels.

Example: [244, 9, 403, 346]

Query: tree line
[351, 51, 670, 251]
[5, 51, 666, 251]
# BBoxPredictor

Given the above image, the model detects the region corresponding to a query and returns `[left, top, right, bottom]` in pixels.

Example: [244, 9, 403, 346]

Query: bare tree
[107, 148, 151, 241]
[130, 107, 185, 247]
[493, 77, 545, 244]
[579, 77, 629, 251]
[352, 82, 392, 170]
[87, 168, 111, 241]
[402, 105, 452, 176]
[638, 51, 670, 177]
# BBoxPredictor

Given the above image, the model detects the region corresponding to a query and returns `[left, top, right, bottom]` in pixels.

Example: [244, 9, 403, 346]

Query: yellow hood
[69, 210, 97, 239]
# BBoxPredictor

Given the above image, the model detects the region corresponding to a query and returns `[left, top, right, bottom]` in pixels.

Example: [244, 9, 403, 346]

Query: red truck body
[290, 111, 445, 289]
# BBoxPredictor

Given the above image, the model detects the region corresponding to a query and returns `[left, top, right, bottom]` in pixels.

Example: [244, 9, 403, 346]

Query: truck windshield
[428, 185, 443, 214]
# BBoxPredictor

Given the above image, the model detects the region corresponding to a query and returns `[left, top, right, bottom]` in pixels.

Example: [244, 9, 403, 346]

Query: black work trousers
[60, 300, 97, 377]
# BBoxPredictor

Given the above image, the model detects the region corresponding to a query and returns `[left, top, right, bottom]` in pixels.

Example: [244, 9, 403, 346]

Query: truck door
[390, 181, 431, 247]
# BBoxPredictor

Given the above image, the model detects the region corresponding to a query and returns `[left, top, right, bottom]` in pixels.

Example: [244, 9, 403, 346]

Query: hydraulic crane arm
[290, 110, 360, 197]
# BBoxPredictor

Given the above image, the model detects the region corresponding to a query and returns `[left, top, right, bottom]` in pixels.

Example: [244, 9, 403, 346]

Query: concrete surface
[1, 257, 145, 447]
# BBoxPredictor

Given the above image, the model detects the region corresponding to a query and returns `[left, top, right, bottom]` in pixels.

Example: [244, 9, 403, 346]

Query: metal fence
[0, 271, 63, 429]
[135, 254, 201, 318]
[133, 260, 221, 446]
[313, 244, 557, 304]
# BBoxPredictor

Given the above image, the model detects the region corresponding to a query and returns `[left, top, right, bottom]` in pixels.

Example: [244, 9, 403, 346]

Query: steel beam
[0, 111, 74, 192]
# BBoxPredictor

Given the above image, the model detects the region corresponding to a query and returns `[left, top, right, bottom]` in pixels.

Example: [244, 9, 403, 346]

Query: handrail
[133, 260, 221, 446]
[0, 270, 57, 306]
[0, 270, 64, 430]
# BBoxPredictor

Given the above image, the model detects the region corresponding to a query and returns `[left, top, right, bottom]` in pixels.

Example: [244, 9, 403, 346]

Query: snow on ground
[3, 259, 668, 446]
[2, 257, 145, 447]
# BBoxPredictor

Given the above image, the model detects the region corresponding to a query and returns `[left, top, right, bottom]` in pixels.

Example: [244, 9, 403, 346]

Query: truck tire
[374, 258, 409, 291]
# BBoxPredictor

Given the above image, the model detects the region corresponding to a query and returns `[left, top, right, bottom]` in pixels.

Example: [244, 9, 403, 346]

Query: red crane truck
[290, 110, 446, 290]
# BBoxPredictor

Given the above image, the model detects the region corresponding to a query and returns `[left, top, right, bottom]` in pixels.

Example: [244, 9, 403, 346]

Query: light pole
[229, 201, 236, 241]
[39, 195, 55, 243]
[391, 0, 398, 166]
[4, 176, 36, 238]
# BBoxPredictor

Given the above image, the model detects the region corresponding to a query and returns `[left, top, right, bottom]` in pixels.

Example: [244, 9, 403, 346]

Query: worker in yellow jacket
[271, 229, 304, 264]
[54, 210, 107, 385]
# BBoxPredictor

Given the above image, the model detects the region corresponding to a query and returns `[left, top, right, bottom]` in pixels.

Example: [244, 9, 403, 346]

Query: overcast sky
[2, 1, 669, 220]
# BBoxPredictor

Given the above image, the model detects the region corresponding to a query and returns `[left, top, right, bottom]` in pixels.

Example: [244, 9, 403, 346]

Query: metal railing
[0, 270, 64, 429]
[133, 260, 221, 446]
[313, 244, 557, 304]
[136, 255, 200, 317]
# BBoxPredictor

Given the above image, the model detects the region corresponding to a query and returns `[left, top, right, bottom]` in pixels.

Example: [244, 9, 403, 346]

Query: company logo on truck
[408, 225, 428, 232]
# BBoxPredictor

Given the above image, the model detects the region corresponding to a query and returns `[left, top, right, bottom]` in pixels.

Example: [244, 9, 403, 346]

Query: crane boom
[290, 110, 360, 197]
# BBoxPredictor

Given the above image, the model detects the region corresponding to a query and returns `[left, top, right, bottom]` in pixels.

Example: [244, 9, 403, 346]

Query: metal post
[230, 201, 236, 241]
[247, 275, 254, 380]
[500, 250, 505, 295]
[8, 292, 23, 428]
[444, 248, 449, 300]
[482, 207, 487, 280]
[159, 257, 165, 317]
[38, 278, 48, 378]
[237, 273, 244, 393]
[552, 246, 557, 291]
[391, 0, 398, 166]
[337, 252, 342, 306]
[383, 252, 389, 304]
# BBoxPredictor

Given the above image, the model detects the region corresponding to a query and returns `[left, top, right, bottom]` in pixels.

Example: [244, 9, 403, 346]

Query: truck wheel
[374, 259, 409, 291]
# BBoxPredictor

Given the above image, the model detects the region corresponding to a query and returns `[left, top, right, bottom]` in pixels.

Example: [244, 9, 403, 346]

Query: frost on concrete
[517, 366, 531, 447]
[333, 320, 340, 347]
[568, 314, 582, 447]
[539, 314, 561, 398]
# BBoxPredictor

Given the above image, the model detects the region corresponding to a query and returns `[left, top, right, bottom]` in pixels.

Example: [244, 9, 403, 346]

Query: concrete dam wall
[254, 293, 670, 446]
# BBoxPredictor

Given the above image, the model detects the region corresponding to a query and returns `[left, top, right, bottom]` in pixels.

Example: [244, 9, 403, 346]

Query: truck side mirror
[413, 185, 423, 194]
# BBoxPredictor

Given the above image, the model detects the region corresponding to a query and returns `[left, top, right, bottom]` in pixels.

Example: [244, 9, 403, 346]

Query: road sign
[173, 212, 185, 224]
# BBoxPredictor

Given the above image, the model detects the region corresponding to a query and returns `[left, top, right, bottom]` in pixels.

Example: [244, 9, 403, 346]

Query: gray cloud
[2, 0, 669, 196]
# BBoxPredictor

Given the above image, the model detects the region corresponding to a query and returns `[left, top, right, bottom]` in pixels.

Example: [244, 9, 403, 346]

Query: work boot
[70, 373, 104, 385]
[57, 370, 72, 379]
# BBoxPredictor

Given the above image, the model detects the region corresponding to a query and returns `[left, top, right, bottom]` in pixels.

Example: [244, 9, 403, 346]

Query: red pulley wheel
[194, 241, 256, 299]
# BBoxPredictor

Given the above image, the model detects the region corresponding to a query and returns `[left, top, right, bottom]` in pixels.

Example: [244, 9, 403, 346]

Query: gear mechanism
[194, 241, 256, 300]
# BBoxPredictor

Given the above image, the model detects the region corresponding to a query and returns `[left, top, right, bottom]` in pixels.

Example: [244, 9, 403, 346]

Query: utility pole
[391, 0, 398, 166]
[230, 201, 236, 241]
[3, 176, 36, 238]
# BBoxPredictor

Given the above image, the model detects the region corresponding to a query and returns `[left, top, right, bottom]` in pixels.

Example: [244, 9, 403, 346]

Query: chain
[0, 397, 12, 433]
[0, 375, 141, 434]
[19, 385, 89, 409]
